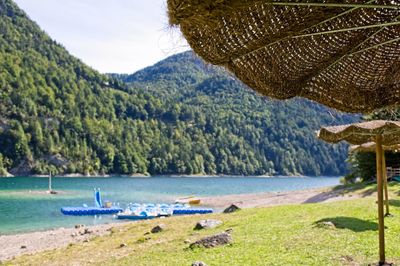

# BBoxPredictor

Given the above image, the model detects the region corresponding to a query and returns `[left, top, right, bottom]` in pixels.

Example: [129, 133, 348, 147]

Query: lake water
[0, 176, 340, 234]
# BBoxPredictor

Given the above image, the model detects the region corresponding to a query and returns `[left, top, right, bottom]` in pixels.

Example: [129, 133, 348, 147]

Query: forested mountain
[0, 0, 359, 176]
[112, 52, 359, 176]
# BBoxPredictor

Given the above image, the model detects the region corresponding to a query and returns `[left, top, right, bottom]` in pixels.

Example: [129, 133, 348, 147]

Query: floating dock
[61, 207, 123, 216]
[172, 208, 213, 215]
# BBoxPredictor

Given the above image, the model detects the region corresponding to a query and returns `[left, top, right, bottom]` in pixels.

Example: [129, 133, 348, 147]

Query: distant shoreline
[0, 174, 340, 178]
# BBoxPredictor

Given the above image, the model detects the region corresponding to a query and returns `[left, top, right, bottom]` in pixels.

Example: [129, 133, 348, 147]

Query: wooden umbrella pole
[376, 135, 385, 264]
[382, 151, 390, 216]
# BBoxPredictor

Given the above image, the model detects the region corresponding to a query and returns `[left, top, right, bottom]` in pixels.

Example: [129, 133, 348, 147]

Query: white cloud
[14, 0, 188, 73]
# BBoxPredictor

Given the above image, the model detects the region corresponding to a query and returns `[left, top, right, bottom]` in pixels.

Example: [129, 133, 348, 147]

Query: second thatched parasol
[350, 142, 400, 216]
[317, 120, 400, 265]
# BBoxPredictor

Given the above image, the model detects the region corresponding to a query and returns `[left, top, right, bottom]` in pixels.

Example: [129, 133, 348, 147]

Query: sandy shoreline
[0, 222, 129, 262]
[200, 186, 360, 210]
[0, 185, 364, 262]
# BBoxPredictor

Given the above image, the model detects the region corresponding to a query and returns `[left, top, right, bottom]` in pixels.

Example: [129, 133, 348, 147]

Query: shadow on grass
[361, 187, 376, 197]
[303, 190, 342, 203]
[303, 182, 376, 204]
[395, 186, 400, 196]
[332, 180, 375, 193]
[389, 199, 400, 207]
[315, 217, 378, 232]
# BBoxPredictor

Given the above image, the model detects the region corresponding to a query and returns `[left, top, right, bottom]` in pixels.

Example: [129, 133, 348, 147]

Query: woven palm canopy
[317, 120, 400, 145]
[168, 0, 400, 113]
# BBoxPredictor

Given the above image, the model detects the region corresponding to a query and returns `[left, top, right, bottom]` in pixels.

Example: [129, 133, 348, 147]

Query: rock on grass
[151, 224, 166, 233]
[190, 230, 233, 249]
[223, 204, 240, 213]
[192, 261, 207, 266]
[316, 221, 336, 229]
[194, 219, 223, 230]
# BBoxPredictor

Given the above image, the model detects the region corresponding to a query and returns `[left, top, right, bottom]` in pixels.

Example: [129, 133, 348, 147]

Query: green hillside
[0, 0, 359, 176]
[112, 51, 359, 176]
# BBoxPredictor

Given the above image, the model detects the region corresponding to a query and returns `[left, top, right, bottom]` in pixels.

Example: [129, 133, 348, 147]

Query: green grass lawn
[7, 183, 400, 266]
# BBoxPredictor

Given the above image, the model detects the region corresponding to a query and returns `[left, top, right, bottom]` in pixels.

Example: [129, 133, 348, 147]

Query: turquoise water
[0, 176, 340, 234]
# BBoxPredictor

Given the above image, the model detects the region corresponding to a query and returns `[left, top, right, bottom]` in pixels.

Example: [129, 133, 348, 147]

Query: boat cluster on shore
[116, 203, 213, 220]
[61, 190, 213, 220]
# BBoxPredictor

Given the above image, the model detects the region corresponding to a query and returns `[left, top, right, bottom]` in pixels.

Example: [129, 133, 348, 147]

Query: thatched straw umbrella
[350, 142, 400, 216]
[167, 1, 400, 113]
[318, 120, 400, 265]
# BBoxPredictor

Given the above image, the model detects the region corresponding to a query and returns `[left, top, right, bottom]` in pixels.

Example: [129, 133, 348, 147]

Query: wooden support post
[376, 135, 385, 265]
[382, 152, 390, 216]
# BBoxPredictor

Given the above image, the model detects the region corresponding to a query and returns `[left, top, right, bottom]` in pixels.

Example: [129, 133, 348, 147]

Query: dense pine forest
[0, 0, 359, 177]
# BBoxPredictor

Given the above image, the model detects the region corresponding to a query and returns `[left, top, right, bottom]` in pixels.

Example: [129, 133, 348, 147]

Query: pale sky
[13, 0, 189, 73]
